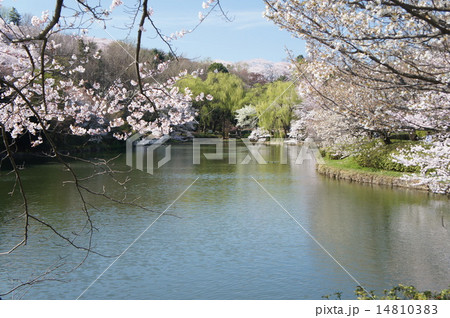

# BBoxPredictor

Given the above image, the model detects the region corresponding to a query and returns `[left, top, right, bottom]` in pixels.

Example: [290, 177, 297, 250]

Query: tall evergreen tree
[8, 7, 21, 26]
[207, 62, 229, 74]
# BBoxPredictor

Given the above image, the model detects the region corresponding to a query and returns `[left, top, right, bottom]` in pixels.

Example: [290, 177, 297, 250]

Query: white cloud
[229, 10, 272, 29]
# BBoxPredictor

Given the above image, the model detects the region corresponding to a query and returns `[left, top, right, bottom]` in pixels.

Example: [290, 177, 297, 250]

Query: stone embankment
[316, 164, 430, 192]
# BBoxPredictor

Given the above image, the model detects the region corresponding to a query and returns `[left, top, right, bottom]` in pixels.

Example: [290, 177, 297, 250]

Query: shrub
[354, 140, 420, 173]
[324, 285, 450, 300]
[356, 284, 450, 300]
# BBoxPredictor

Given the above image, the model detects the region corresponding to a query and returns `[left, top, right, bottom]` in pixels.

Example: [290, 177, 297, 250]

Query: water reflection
[0, 143, 449, 299]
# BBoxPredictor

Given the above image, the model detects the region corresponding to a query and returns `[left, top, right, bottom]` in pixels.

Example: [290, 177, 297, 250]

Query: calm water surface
[0, 143, 449, 299]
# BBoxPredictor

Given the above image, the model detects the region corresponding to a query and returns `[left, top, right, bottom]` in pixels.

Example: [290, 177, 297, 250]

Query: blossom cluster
[1, 11, 205, 146]
[288, 97, 361, 158]
[392, 138, 450, 194]
[265, 1, 450, 192]
[265, 0, 450, 92]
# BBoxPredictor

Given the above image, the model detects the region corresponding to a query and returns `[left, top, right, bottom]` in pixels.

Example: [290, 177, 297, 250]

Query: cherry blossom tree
[235, 105, 258, 130]
[264, 0, 450, 133]
[291, 59, 448, 140]
[288, 95, 362, 158]
[392, 139, 450, 194]
[265, 1, 449, 193]
[264, 0, 450, 95]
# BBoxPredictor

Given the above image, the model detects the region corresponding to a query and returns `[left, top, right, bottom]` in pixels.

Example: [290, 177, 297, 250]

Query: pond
[0, 142, 449, 299]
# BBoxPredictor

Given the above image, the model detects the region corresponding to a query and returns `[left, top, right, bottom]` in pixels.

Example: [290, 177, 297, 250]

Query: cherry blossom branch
[135, 0, 162, 128]
[0, 124, 29, 255]
[0, 78, 99, 257]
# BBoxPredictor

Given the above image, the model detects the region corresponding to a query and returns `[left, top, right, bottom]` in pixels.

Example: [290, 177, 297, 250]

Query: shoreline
[316, 164, 431, 192]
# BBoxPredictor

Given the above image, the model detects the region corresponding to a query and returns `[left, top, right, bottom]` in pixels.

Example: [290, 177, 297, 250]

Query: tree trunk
[382, 132, 392, 144]
[409, 132, 418, 141]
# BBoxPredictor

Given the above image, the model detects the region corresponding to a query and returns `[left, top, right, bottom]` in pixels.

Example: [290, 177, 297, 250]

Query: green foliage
[207, 62, 229, 73]
[355, 284, 450, 300]
[323, 285, 450, 300]
[322, 292, 343, 300]
[276, 75, 289, 82]
[149, 48, 174, 63]
[389, 133, 411, 140]
[8, 7, 21, 25]
[177, 72, 246, 136]
[389, 130, 430, 141]
[192, 131, 221, 138]
[323, 157, 405, 177]
[415, 130, 428, 138]
[249, 81, 300, 137]
[177, 75, 300, 137]
[296, 54, 305, 62]
[354, 140, 420, 173]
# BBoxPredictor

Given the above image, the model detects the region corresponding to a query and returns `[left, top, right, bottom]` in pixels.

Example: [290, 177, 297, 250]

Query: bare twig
[0, 124, 29, 255]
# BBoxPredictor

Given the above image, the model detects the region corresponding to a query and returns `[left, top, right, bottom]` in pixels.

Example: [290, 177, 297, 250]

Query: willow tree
[251, 81, 300, 137]
[178, 72, 247, 137]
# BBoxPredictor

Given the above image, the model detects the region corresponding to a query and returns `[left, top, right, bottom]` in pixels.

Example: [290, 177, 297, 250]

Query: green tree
[8, 7, 21, 26]
[207, 62, 229, 74]
[250, 81, 300, 137]
[296, 54, 305, 63]
[178, 72, 246, 137]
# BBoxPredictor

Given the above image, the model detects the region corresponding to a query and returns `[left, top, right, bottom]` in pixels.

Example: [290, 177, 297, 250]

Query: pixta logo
[126, 135, 324, 174]
[126, 134, 171, 175]
[193, 138, 324, 165]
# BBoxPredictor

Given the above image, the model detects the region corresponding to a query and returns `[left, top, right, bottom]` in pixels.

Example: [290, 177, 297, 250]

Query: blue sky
[2, 0, 305, 62]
